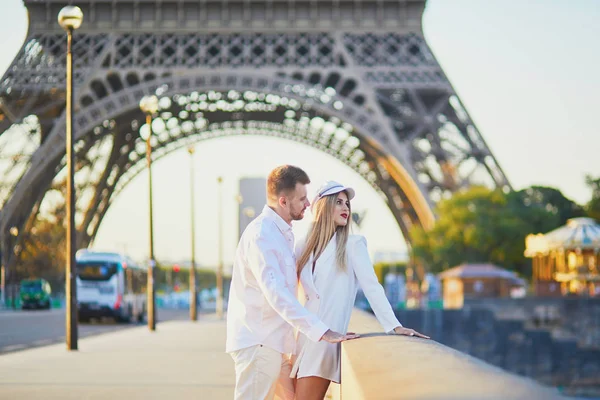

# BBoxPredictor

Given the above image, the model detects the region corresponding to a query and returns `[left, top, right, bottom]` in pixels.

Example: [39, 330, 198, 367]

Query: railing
[328, 310, 564, 400]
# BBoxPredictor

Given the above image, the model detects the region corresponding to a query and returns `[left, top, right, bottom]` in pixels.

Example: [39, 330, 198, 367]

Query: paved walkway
[0, 315, 234, 399]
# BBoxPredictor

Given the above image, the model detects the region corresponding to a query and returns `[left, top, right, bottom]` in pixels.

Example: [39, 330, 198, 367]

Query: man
[226, 165, 358, 399]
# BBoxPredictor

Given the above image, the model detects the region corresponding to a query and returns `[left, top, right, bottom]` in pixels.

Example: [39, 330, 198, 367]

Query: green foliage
[585, 175, 600, 221]
[17, 204, 67, 293]
[411, 186, 527, 274]
[410, 185, 585, 276]
[507, 185, 586, 233]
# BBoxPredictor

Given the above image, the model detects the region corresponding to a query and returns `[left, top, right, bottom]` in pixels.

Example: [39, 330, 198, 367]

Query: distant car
[20, 278, 52, 310]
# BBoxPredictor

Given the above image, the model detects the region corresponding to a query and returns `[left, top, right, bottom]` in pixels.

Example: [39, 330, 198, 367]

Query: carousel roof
[525, 217, 600, 255]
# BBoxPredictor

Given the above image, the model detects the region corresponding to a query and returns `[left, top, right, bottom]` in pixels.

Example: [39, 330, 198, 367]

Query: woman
[291, 181, 429, 399]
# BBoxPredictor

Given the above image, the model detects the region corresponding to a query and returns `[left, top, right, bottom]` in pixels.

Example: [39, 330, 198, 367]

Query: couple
[226, 165, 428, 400]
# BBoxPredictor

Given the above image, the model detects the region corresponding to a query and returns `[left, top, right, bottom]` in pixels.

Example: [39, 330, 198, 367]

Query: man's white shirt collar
[262, 205, 293, 235]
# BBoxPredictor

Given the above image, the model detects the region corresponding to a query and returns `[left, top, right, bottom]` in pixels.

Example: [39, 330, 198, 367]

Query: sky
[0, 0, 598, 270]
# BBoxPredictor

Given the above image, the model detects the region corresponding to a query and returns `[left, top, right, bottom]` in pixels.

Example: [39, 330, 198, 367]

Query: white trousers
[230, 345, 295, 400]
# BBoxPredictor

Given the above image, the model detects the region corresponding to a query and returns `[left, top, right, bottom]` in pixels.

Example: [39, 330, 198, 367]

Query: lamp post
[188, 146, 197, 321]
[4, 227, 19, 309]
[235, 194, 243, 241]
[216, 176, 224, 318]
[139, 95, 159, 331]
[58, 5, 83, 351]
[0, 262, 5, 308]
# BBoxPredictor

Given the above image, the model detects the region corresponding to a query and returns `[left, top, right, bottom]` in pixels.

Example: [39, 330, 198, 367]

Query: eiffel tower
[0, 0, 510, 272]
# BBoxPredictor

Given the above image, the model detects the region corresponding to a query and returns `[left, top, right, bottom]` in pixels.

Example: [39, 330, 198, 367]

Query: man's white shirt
[226, 205, 329, 355]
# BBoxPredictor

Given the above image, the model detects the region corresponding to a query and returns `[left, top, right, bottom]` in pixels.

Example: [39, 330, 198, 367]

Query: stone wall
[331, 310, 563, 400]
[381, 298, 600, 397]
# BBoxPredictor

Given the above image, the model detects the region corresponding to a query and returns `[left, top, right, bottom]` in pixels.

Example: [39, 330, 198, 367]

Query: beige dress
[290, 234, 402, 383]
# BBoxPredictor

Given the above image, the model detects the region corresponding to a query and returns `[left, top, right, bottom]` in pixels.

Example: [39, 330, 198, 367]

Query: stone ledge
[335, 309, 564, 400]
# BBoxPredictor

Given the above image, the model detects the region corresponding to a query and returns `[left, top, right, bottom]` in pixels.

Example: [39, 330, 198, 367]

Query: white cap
[312, 181, 356, 209]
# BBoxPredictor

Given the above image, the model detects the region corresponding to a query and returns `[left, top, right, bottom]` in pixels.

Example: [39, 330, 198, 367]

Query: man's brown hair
[267, 165, 310, 200]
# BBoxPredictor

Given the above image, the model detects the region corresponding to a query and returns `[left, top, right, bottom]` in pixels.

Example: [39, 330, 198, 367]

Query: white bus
[76, 250, 147, 323]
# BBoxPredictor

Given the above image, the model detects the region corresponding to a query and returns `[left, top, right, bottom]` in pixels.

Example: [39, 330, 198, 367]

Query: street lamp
[9, 227, 19, 309]
[58, 5, 83, 352]
[188, 146, 198, 321]
[139, 94, 159, 331]
[243, 207, 256, 219]
[216, 176, 224, 318]
[2, 227, 20, 309]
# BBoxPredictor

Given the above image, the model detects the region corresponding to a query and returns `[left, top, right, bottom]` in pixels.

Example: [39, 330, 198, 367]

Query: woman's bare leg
[295, 376, 331, 400]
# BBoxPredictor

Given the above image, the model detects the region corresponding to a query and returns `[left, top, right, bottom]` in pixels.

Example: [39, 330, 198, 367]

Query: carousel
[525, 217, 600, 297]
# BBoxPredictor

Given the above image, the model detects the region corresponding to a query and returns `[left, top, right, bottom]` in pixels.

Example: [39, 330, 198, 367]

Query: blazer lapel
[314, 234, 337, 271]
[299, 234, 337, 296]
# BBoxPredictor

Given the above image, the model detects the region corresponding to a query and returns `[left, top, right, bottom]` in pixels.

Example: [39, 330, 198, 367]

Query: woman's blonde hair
[297, 191, 351, 276]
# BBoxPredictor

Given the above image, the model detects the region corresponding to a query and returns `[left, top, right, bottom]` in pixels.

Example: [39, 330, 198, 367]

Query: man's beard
[290, 208, 305, 221]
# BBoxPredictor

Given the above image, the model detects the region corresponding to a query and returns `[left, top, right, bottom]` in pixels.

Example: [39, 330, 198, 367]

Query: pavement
[0, 310, 588, 400]
[0, 315, 234, 399]
[0, 308, 192, 354]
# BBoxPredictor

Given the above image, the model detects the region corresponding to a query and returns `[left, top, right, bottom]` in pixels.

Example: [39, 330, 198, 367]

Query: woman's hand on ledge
[392, 326, 430, 339]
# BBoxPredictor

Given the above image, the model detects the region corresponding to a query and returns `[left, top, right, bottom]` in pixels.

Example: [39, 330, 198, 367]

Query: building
[372, 250, 409, 264]
[438, 263, 526, 309]
[525, 217, 600, 297]
[237, 177, 267, 240]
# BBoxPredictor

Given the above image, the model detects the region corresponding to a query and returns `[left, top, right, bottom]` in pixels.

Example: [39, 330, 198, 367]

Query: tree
[507, 186, 585, 234]
[17, 216, 66, 294]
[14, 197, 67, 293]
[585, 175, 600, 221]
[411, 186, 531, 275]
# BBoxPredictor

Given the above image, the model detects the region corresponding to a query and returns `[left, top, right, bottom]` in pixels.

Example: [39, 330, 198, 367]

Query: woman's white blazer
[290, 234, 402, 383]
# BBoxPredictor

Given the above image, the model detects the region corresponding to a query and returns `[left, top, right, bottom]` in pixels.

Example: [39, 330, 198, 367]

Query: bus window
[77, 262, 118, 281]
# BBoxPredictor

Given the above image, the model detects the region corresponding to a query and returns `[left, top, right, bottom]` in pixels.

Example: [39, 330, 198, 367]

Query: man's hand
[320, 329, 360, 343]
[392, 326, 430, 339]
